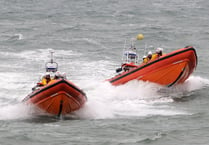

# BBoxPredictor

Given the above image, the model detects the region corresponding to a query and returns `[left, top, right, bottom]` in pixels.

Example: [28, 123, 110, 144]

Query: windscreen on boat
[45, 62, 58, 72]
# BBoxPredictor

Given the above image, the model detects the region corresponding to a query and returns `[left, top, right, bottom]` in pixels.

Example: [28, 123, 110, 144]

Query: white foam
[0, 73, 207, 120]
[14, 33, 23, 40]
[73, 80, 181, 119]
[176, 75, 209, 91]
[0, 103, 33, 120]
[0, 49, 207, 120]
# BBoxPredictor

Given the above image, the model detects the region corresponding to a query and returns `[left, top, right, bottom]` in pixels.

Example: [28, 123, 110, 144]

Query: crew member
[61, 72, 67, 79]
[41, 72, 51, 85]
[54, 71, 61, 80]
[147, 51, 152, 62]
[142, 51, 152, 63]
[151, 47, 163, 60]
[142, 55, 147, 63]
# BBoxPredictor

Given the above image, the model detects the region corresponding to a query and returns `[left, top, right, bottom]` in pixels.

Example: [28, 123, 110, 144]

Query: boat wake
[0, 73, 208, 120]
[74, 75, 209, 119]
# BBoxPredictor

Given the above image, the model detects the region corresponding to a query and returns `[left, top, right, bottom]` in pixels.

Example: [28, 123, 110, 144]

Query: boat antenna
[136, 33, 144, 56]
[130, 38, 135, 48]
[49, 49, 55, 63]
[122, 39, 127, 63]
[144, 43, 147, 56]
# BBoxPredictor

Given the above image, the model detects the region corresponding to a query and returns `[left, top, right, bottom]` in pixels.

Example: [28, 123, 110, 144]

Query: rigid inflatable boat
[107, 45, 197, 87]
[23, 50, 87, 116]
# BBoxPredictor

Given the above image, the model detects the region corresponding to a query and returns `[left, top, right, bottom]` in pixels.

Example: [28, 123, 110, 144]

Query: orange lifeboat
[23, 50, 87, 116]
[107, 46, 197, 87]
[23, 79, 87, 116]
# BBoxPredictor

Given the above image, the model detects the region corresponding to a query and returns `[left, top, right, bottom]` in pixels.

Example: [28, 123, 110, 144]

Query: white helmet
[54, 71, 61, 79]
[148, 51, 152, 55]
[62, 72, 67, 79]
[55, 71, 61, 77]
[156, 47, 163, 53]
[45, 72, 50, 79]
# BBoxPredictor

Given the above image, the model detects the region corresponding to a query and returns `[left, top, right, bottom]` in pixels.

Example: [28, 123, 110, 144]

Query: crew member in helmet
[142, 51, 152, 63]
[142, 55, 147, 63]
[61, 72, 67, 79]
[156, 47, 163, 56]
[41, 72, 51, 85]
[151, 47, 163, 60]
[47, 71, 61, 84]
[147, 51, 152, 61]
[54, 71, 61, 80]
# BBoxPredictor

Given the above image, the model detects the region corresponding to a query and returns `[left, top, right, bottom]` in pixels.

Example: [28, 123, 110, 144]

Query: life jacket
[41, 78, 51, 85]
[48, 79, 57, 85]
[142, 56, 152, 63]
[151, 53, 166, 60]
[151, 53, 159, 60]
[143, 58, 148, 63]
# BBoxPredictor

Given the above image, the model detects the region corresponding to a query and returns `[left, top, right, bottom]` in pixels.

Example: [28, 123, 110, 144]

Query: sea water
[0, 0, 209, 144]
